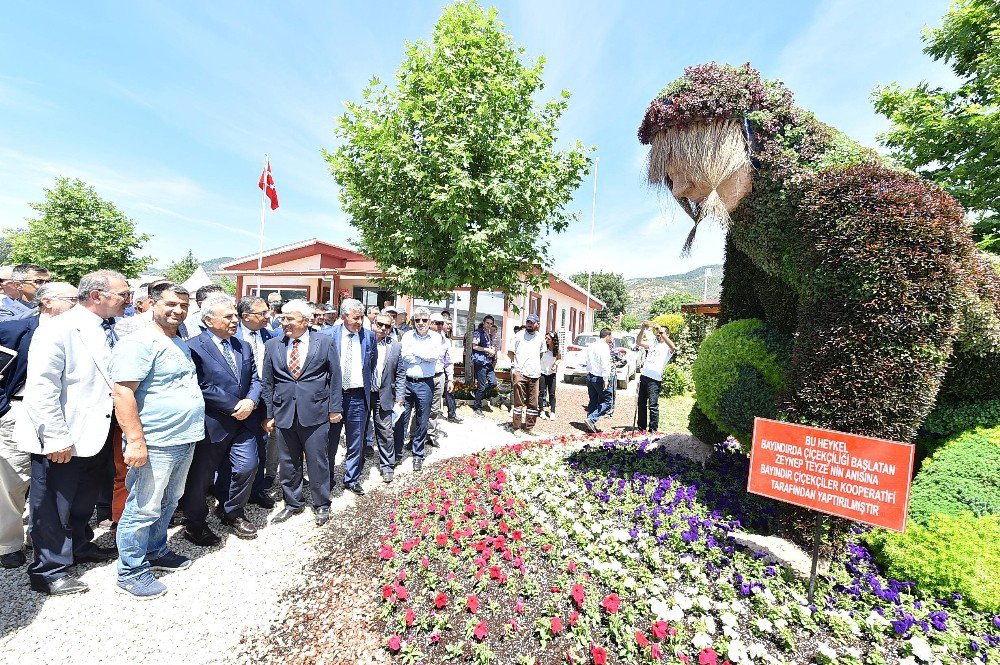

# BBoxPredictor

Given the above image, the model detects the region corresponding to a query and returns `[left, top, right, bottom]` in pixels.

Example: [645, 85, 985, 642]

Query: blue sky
[0, 1, 956, 279]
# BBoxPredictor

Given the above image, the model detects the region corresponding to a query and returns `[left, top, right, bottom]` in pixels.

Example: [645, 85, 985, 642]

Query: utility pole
[703, 267, 712, 301]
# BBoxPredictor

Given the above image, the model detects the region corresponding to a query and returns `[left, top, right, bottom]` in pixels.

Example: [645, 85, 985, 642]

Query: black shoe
[169, 510, 186, 527]
[447, 415, 463, 423]
[363, 447, 374, 458]
[183, 525, 221, 547]
[381, 471, 393, 484]
[404, 441, 412, 450]
[222, 516, 258, 539]
[426, 437, 441, 448]
[473, 407, 484, 415]
[346, 484, 365, 496]
[73, 546, 117, 564]
[413, 458, 423, 472]
[393, 458, 403, 468]
[248, 493, 275, 509]
[31, 575, 89, 596]
[1, 550, 26, 569]
[314, 506, 331, 526]
[271, 506, 304, 524]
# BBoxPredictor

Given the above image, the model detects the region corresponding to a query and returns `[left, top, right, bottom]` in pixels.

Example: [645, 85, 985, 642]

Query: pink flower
[514, 597, 526, 614]
[651, 620, 669, 640]
[467, 594, 479, 613]
[569, 611, 580, 627]
[699, 648, 719, 665]
[570, 584, 586, 608]
[430, 631, 441, 643]
[404, 607, 415, 627]
[473, 621, 489, 640]
[551, 616, 563, 634]
[434, 592, 448, 609]
[381, 584, 393, 599]
[387, 635, 402, 651]
[394, 585, 408, 601]
[636, 631, 650, 647]
[591, 645, 608, 665]
[601, 593, 620, 614]
[435, 533, 448, 546]
[651, 643, 663, 660]
[379, 544, 395, 560]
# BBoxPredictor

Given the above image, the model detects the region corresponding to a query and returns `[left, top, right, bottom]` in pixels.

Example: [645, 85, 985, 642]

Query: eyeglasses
[431, 321, 443, 325]
[49, 296, 79, 303]
[27, 278, 52, 285]
[247, 310, 270, 316]
[374, 322, 392, 329]
[103, 289, 133, 300]
[413, 317, 429, 323]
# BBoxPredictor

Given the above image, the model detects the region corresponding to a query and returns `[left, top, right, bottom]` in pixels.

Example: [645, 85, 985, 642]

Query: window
[560, 308, 567, 328]
[528, 292, 541, 320]
[578, 310, 585, 335]
[569, 307, 577, 339]
[546, 299, 557, 333]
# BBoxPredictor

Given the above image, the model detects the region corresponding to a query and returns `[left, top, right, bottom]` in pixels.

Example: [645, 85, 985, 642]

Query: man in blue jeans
[470, 315, 500, 414]
[110, 283, 206, 600]
[396, 307, 438, 471]
[584, 328, 614, 433]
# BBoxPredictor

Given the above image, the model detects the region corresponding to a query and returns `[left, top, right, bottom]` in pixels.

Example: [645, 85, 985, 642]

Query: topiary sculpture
[638, 62, 1000, 445]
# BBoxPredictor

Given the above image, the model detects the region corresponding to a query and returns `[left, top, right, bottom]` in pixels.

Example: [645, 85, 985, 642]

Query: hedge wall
[907, 427, 1000, 525]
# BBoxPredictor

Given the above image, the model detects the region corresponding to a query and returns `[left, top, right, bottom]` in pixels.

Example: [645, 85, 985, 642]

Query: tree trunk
[464, 284, 479, 384]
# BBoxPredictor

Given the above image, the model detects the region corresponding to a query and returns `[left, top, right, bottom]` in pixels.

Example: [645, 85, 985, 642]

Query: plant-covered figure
[638, 62, 999, 446]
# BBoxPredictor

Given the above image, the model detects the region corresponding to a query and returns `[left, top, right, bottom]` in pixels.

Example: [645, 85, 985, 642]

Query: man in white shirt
[396, 307, 438, 471]
[635, 321, 677, 432]
[584, 328, 615, 433]
[507, 314, 545, 432]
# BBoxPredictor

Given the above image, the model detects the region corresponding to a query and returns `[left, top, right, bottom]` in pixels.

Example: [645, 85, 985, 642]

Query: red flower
[651, 620, 669, 640]
[699, 649, 719, 665]
[387, 635, 402, 651]
[551, 616, 563, 634]
[514, 597, 526, 614]
[381, 584, 393, 599]
[591, 645, 608, 665]
[467, 594, 480, 613]
[636, 631, 650, 647]
[435, 533, 448, 546]
[404, 607, 416, 627]
[379, 544, 395, 560]
[651, 643, 664, 660]
[473, 621, 489, 640]
[601, 593, 620, 614]
[434, 592, 448, 609]
[569, 611, 580, 627]
[394, 585, 408, 601]
[570, 584, 586, 608]
[568, 560, 577, 572]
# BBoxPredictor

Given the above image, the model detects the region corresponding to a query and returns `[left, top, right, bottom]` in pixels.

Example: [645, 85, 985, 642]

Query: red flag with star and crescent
[258, 161, 279, 210]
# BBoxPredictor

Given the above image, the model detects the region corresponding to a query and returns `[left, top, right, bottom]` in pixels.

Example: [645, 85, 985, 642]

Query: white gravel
[0, 409, 521, 665]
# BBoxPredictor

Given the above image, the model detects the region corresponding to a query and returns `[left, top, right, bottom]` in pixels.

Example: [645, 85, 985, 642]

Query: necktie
[289, 338, 302, 379]
[102, 318, 118, 349]
[344, 332, 355, 387]
[221, 339, 239, 377]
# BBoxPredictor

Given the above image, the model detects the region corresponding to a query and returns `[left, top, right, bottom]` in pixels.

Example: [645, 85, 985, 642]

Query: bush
[691, 318, 791, 446]
[865, 513, 1000, 613]
[920, 398, 1000, 438]
[688, 402, 727, 446]
[672, 312, 715, 377]
[652, 313, 685, 334]
[658, 363, 689, 398]
[907, 427, 1000, 525]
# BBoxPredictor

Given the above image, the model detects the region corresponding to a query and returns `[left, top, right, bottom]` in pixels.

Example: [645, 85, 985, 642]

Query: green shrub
[865, 513, 1000, 613]
[658, 363, 689, 398]
[691, 318, 791, 445]
[652, 313, 685, 335]
[688, 402, 727, 446]
[908, 427, 1000, 525]
[921, 398, 1000, 438]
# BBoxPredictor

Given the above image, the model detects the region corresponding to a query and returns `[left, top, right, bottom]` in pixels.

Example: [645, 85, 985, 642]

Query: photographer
[635, 320, 677, 432]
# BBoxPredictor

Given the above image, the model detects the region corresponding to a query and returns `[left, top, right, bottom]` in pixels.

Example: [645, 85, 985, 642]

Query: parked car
[562, 333, 638, 389]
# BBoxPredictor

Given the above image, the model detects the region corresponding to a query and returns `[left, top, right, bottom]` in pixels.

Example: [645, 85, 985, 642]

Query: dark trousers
[586, 374, 613, 422]
[372, 397, 396, 474]
[27, 440, 111, 586]
[329, 388, 368, 488]
[277, 420, 331, 509]
[637, 375, 662, 431]
[398, 378, 432, 461]
[444, 388, 457, 418]
[182, 429, 258, 530]
[473, 361, 497, 408]
[540, 373, 557, 413]
[249, 406, 272, 496]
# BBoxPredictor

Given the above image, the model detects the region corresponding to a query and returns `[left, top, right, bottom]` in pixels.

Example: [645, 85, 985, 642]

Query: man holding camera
[635, 320, 677, 433]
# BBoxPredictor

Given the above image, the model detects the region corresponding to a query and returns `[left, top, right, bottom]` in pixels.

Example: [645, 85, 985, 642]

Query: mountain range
[625, 264, 722, 317]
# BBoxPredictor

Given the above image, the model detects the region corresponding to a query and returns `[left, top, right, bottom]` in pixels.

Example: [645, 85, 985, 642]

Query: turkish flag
[258, 162, 279, 210]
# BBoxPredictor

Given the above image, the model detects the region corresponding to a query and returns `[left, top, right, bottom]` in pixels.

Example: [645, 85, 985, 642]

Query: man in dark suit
[369, 312, 406, 484]
[262, 300, 343, 526]
[319, 298, 376, 496]
[235, 295, 275, 507]
[179, 295, 262, 544]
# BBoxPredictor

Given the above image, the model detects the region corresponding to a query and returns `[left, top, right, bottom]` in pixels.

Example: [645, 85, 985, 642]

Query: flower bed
[375, 435, 999, 663]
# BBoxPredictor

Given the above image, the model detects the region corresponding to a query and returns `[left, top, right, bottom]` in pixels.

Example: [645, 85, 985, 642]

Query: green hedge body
[691, 318, 791, 446]
[658, 363, 690, 398]
[907, 427, 1000, 525]
[687, 402, 727, 446]
[865, 513, 1000, 614]
[921, 398, 1000, 439]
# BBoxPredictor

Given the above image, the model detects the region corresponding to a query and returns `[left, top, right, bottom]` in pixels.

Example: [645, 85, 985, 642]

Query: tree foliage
[325, 1, 590, 378]
[164, 250, 200, 283]
[873, 0, 1000, 252]
[7, 177, 152, 283]
[648, 292, 697, 318]
[570, 271, 629, 327]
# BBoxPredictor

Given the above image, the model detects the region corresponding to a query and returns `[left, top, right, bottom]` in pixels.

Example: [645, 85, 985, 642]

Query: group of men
[0, 264, 460, 600]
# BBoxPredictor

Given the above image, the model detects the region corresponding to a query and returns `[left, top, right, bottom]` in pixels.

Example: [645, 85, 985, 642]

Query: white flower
[755, 617, 773, 634]
[845, 647, 861, 661]
[899, 659, 917, 665]
[723, 624, 739, 639]
[664, 605, 684, 622]
[691, 632, 713, 650]
[909, 636, 934, 663]
[696, 595, 713, 611]
[774, 618, 787, 630]
[703, 615, 717, 635]
[673, 591, 693, 610]
[816, 642, 838, 663]
[649, 598, 671, 620]
[623, 577, 636, 590]
[720, 611, 739, 627]
[612, 528, 630, 542]
[746, 642, 768, 660]
[730, 599, 747, 615]
[727, 638, 749, 664]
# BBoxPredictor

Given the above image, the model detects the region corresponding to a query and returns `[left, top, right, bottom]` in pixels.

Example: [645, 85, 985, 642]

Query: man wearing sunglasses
[0, 263, 51, 321]
[396, 307, 439, 472]
[370, 313, 405, 483]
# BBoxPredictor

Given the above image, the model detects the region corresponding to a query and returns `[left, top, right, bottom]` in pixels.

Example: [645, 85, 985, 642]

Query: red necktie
[289, 338, 302, 379]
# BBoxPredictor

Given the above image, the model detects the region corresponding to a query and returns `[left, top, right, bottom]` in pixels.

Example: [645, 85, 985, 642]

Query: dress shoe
[31, 575, 89, 596]
[381, 471, 393, 484]
[346, 484, 365, 496]
[393, 458, 403, 468]
[363, 447, 374, 458]
[271, 506, 304, 524]
[447, 415, 463, 423]
[183, 526, 221, 547]
[222, 516, 257, 539]
[413, 458, 423, 472]
[73, 546, 117, 564]
[314, 506, 331, 526]
[1, 550, 26, 569]
[248, 493, 275, 509]
[169, 510, 186, 527]
[426, 437, 440, 448]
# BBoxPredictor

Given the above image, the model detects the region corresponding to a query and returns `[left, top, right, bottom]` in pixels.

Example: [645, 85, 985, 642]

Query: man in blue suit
[235, 295, 275, 507]
[369, 311, 406, 484]
[179, 295, 262, 544]
[262, 300, 343, 526]
[319, 298, 376, 496]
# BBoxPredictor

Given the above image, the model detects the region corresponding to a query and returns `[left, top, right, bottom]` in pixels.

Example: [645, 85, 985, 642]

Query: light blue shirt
[400, 329, 440, 379]
[109, 328, 205, 447]
[339, 325, 364, 389]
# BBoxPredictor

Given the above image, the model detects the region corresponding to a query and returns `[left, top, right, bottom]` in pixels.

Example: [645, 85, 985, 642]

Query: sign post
[747, 418, 915, 600]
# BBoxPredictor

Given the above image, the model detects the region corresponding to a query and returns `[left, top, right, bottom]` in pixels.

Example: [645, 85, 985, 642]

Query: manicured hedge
[658, 363, 689, 398]
[687, 402, 727, 446]
[907, 427, 1000, 525]
[921, 398, 1000, 439]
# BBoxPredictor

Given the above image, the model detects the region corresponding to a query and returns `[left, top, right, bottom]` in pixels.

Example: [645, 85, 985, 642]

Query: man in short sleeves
[507, 314, 545, 432]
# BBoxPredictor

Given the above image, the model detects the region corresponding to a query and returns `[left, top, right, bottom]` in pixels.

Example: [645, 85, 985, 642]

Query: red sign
[747, 418, 915, 532]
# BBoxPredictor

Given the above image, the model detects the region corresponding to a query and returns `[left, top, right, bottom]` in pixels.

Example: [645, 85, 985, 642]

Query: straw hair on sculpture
[646, 119, 753, 255]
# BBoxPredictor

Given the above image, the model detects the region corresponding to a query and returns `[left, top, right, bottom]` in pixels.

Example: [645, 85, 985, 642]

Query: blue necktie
[221, 339, 239, 377]
[102, 319, 118, 349]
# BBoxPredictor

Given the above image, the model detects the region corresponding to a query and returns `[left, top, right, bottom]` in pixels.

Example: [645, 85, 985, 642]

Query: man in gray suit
[371, 312, 406, 484]
[262, 300, 343, 526]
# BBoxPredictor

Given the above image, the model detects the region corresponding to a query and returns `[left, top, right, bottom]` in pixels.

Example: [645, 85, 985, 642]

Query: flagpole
[256, 153, 268, 292]
[585, 156, 599, 333]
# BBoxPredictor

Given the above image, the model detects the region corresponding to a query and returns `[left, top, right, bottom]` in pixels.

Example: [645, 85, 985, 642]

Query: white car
[561, 333, 637, 389]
